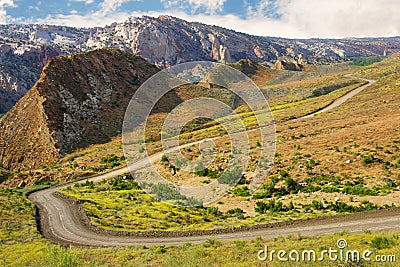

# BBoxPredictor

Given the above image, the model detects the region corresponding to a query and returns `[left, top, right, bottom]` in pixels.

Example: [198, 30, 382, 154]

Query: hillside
[0, 48, 160, 170]
[1, 16, 400, 113]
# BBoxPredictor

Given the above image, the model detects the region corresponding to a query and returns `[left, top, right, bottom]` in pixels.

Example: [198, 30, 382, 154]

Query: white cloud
[73, 0, 96, 4]
[28, 6, 40, 12]
[0, 0, 15, 24]
[99, 0, 130, 14]
[187, 0, 226, 14]
[33, 0, 133, 27]
[246, 0, 400, 38]
[173, 0, 400, 38]
[161, 0, 227, 15]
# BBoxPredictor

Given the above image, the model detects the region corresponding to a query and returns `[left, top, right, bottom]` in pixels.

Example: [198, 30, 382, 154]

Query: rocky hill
[1, 16, 400, 113]
[0, 49, 160, 170]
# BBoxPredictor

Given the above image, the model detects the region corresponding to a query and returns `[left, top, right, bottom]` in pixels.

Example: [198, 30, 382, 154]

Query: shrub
[194, 163, 217, 178]
[161, 154, 169, 162]
[109, 161, 121, 168]
[255, 199, 288, 214]
[203, 238, 222, 248]
[156, 245, 167, 254]
[81, 180, 94, 189]
[149, 183, 202, 206]
[226, 208, 245, 219]
[255, 201, 268, 214]
[238, 177, 250, 185]
[232, 186, 250, 197]
[101, 154, 119, 163]
[280, 170, 290, 179]
[206, 207, 222, 217]
[108, 176, 140, 191]
[370, 236, 397, 250]
[252, 190, 273, 199]
[362, 154, 382, 165]
[285, 177, 300, 193]
[343, 184, 378, 196]
[311, 200, 325, 210]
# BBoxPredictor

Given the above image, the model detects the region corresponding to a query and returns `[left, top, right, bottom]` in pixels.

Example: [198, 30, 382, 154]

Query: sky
[0, 0, 399, 38]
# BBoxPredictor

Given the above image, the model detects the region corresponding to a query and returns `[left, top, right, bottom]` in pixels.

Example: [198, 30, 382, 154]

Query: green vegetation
[350, 56, 383, 66]
[0, 188, 39, 244]
[310, 80, 359, 98]
[232, 186, 250, 197]
[370, 236, 398, 250]
[62, 176, 250, 232]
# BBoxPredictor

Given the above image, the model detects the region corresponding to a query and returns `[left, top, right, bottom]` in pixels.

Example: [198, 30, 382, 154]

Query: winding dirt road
[28, 74, 399, 248]
[301, 75, 376, 119]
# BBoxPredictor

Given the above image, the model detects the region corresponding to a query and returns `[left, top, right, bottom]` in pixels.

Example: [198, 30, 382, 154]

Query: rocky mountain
[1, 15, 400, 113]
[0, 48, 160, 170]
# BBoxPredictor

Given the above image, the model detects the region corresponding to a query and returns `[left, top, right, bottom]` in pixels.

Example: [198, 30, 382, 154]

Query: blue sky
[1, 0, 399, 38]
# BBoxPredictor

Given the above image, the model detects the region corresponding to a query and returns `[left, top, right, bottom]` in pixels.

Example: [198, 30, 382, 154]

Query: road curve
[29, 74, 396, 247]
[301, 75, 376, 119]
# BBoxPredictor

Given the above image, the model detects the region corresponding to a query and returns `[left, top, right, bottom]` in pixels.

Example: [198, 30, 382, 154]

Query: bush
[343, 184, 378, 196]
[226, 208, 245, 219]
[370, 236, 398, 250]
[109, 161, 121, 168]
[255, 199, 288, 214]
[232, 186, 250, 197]
[301, 184, 321, 193]
[203, 238, 222, 248]
[206, 207, 222, 217]
[280, 170, 290, 178]
[252, 190, 273, 199]
[101, 154, 119, 163]
[311, 200, 325, 210]
[362, 154, 382, 165]
[108, 176, 140, 191]
[285, 177, 300, 193]
[81, 180, 94, 189]
[194, 163, 217, 178]
[161, 154, 169, 163]
[149, 183, 202, 206]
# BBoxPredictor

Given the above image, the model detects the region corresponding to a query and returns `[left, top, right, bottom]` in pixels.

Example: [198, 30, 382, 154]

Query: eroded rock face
[0, 48, 160, 170]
